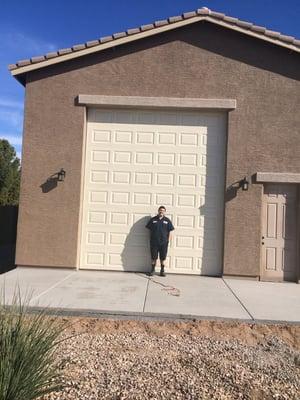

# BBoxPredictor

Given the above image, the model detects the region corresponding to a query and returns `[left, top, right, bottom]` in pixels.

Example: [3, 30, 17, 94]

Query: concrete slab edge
[7, 305, 300, 326]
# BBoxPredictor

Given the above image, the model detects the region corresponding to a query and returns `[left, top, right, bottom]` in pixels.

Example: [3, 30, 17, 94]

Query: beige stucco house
[9, 8, 300, 282]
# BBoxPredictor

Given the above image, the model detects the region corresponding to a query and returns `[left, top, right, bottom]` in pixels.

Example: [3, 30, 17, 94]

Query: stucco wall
[16, 22, 300, 276]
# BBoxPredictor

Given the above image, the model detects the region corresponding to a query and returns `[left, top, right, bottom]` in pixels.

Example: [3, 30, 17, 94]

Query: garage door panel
[80, 108, 226, 275]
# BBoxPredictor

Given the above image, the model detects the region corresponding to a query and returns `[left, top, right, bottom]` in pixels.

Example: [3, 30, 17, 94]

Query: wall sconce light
[240, 176, 249, 191]
[57, 168, 66, 182]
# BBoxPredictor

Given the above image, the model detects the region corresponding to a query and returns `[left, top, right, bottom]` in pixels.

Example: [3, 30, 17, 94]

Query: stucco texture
[16, 21, 300, 277]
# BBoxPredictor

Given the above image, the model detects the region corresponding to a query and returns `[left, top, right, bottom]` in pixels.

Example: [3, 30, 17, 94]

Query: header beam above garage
[77, 95, 237, 111]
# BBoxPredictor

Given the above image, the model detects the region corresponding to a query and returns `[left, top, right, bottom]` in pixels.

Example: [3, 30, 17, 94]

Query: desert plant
[0, 287, 71, 400]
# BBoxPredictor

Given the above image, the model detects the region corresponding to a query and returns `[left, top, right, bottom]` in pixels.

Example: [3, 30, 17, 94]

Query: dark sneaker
[148, 265, 155, 276]
[160, 267, 166, 277]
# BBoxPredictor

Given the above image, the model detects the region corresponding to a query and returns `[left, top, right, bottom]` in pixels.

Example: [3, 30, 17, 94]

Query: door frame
[76, 99, 233, 273]
[260, 182, 300, 282]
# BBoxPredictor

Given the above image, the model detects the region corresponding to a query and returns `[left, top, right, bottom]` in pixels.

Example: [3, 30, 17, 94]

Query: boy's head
[158, 206, 166, 217]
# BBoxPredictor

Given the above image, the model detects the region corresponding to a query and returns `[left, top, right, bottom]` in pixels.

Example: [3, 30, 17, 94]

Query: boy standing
[145, 206, 174, 277]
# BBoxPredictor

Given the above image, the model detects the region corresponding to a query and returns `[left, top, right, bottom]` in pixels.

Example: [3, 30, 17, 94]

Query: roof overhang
[10, 14, 300, 84]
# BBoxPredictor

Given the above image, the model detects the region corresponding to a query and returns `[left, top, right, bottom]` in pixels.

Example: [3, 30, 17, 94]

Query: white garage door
[79, 108, 226, 275]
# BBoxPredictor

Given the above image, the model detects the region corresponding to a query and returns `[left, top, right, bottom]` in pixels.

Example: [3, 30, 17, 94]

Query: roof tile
[45, 52, 58, 59]
[140, 24, 154, 31]
[264, 30, 281, 38]
[17, 59, 31, 67]
[236, 20, 253, 29]
[210, 11, 225, 19]
[279, 34, 295, 43]
[113, 32, 127, 39]
[183, 11, 197, 19]
[251, 25, 266, 33]
[197, 8, 211, 15]
[8, 64, 17, 70]
[72, 44, 86, 51]
[58, 48, 72, 55]
[86, 40, 100, 47]
[154, 19, 168, 27]
[100, 36, 113, 43]
[168, 15, 182, 23]
[223, 16, 238, 23]
[127, 28, 140, 35]
[31, 56, 45, 63]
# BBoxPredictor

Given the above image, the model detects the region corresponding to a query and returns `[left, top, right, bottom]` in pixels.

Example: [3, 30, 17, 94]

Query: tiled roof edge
[8, 7, 300, 72]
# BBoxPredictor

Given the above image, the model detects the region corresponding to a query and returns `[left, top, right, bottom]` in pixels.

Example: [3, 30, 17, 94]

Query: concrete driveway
[0, 267, 299, 323]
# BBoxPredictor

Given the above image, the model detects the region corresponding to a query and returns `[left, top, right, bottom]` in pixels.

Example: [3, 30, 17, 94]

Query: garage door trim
[77, 95, 236, 111]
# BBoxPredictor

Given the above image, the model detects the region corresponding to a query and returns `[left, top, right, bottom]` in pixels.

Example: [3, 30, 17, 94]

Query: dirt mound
[57, 316, 300, 349]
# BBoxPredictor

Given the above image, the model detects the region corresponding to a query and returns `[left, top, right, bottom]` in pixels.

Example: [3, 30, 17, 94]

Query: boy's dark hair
[158, 206, 166, 211]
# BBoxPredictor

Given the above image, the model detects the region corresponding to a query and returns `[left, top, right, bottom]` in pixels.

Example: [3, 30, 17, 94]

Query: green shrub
[0, 287, 70, 400]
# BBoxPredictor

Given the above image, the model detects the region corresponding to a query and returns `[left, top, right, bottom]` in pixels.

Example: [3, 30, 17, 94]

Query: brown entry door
[261, 184, 298, 281]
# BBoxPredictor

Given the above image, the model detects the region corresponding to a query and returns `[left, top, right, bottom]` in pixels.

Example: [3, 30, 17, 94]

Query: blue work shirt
[146, 215, 174, 245]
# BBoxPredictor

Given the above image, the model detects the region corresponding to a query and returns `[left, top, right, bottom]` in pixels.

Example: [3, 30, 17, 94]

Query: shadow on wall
[0, 206, 18, 274]
[121, 216, 152, 273]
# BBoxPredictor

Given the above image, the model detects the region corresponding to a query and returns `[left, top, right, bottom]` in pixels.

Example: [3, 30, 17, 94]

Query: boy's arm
[168, 220, 175, 241]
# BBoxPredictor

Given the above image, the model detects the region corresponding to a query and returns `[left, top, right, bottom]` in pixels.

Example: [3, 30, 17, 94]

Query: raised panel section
[136, 132, 154, 144]
[175, 236, 194, 248]
[267, 203, 277, 238]
[180, 133, 198, 146]
[179, 154, 197, 166]
[174, 257, 193, 270]
[176, 215, 195, 228]
[108, 253, 122, 266]
[156, 173, 174, 186]
[87, 253, 104, 265]
[115, 131, 132, 143]
[110, 233, 127, 245]
[158, 133, 176, 145]
[93, 130, 111, 142]
[135, 152, 153, 164]
[90, 191, 107, 204]
[113, 152, 131, 164]
[110, 212, 129, 225]
[88, 211, 106, 224]
[91, 171, 109, 183]
[265, 247, 276, 270]
[133, 193, 152, 205]
[134, 172, 152, 185]
[88, 232, 105, 245]
[178, 174, 196, 187]
[92, 150, 109, 163]
[112, 171, 130, 184]
[157, 153, 175, 165]
[111, 192, 130, 205]
[155, 193, 174, 206]
[177, 195, 196, 207]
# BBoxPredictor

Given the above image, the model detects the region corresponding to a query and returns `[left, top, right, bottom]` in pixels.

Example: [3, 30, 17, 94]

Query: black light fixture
[240, 176, 249, 191]
[57, 168, 66, 182]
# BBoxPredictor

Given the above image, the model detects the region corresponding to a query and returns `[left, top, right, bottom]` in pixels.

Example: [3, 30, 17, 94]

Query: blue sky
[1, 0, 300, 161]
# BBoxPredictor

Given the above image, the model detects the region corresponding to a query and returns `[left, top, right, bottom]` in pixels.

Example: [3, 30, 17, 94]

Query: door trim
[77, 95, 236, 111]
[260, 183, 299, 282]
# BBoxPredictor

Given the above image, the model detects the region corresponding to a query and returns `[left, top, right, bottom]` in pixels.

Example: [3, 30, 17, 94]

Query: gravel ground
[41, 318, 300, 400]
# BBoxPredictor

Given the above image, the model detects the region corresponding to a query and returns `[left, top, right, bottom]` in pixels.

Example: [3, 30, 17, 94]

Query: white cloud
[0, 133, 22, 145]
[0, 98, 23, 109]
[0, 109, 23, 129]
[0, 31, 57, 56]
